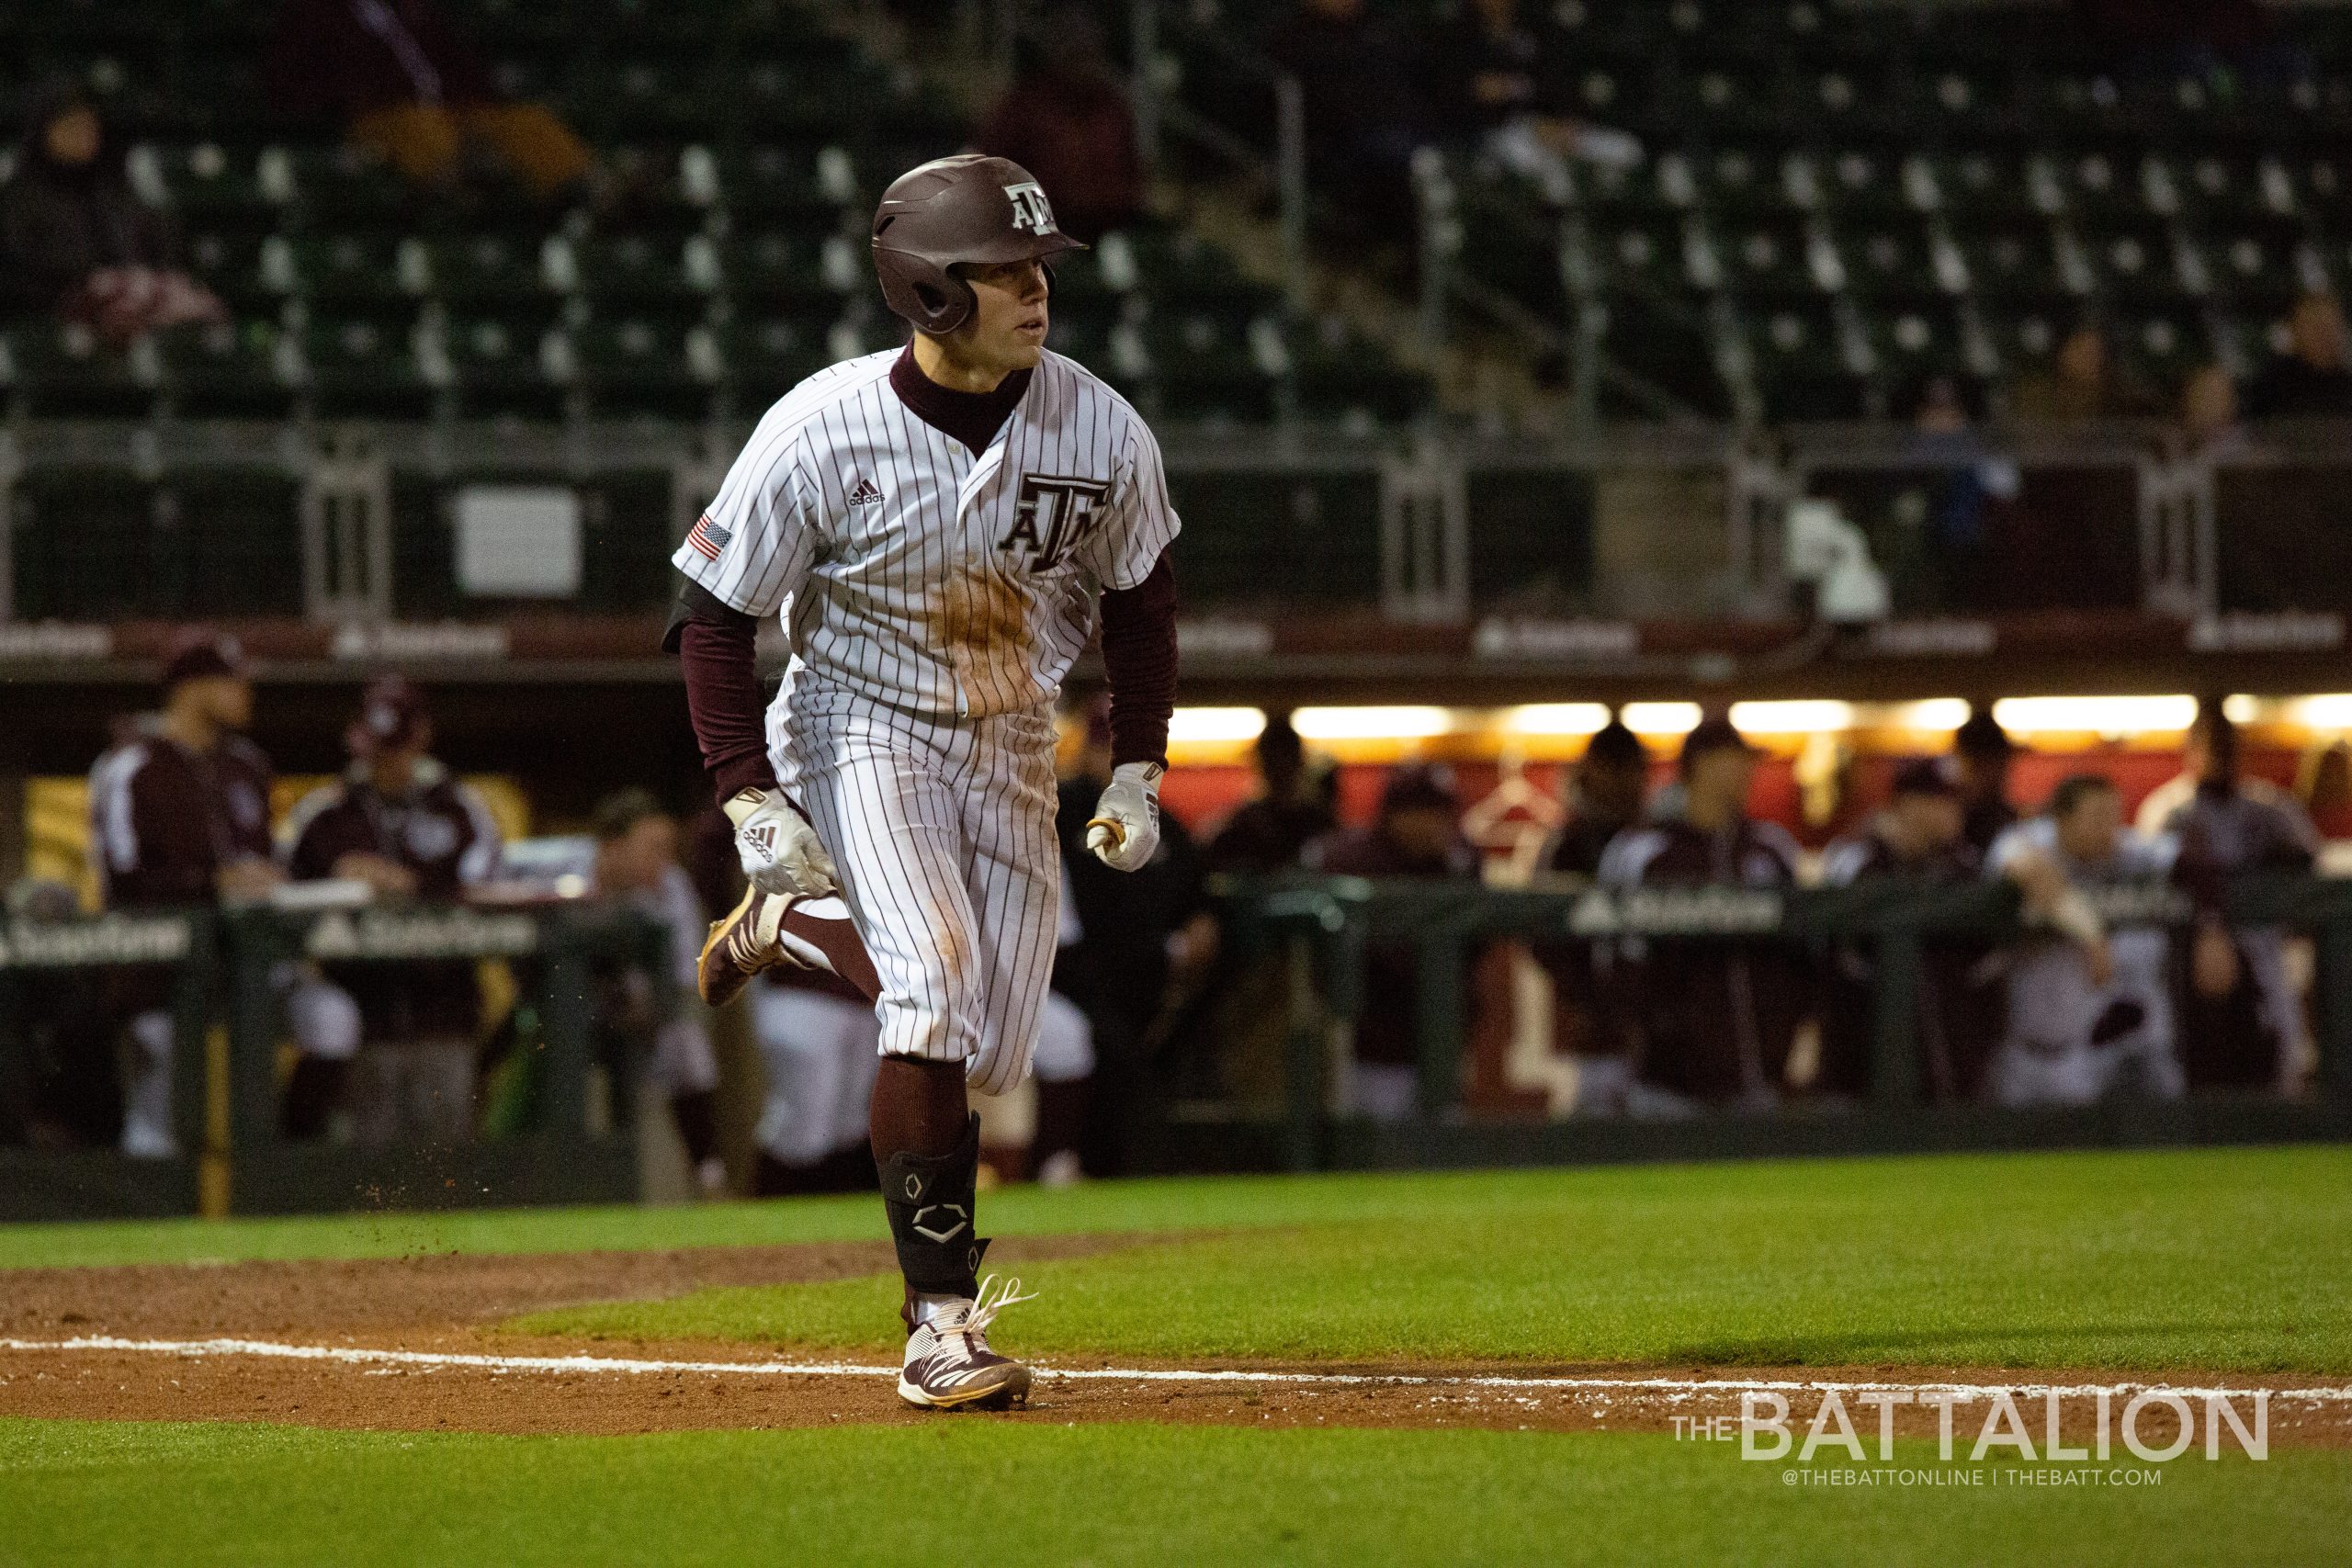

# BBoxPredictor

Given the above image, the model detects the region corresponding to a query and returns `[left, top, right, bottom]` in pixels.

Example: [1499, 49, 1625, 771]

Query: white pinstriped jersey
[672, 348, 1180, 722]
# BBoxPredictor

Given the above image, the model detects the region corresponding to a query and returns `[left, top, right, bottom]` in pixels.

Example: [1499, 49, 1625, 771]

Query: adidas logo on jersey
[847, 478, 885, 508]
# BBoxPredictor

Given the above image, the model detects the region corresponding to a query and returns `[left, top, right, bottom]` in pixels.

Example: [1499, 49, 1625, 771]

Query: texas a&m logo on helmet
[1003, 181, 1057, 237]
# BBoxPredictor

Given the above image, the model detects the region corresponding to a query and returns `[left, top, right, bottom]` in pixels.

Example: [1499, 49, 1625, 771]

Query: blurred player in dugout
[1593, 717, 1810, 1113]
[581, 789, 734, 1197]
[89, 631, 281, 1157]
[1304, 763, 1522, 1122]
[280, 676, 503, 1146]
[1817, 757, 1998, 1103]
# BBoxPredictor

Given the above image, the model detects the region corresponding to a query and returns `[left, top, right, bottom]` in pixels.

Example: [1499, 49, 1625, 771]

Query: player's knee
[877, 987, 975, 1063]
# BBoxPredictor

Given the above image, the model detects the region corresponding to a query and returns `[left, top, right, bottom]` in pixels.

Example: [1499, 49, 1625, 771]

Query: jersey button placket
[949, 434, 1012, 720]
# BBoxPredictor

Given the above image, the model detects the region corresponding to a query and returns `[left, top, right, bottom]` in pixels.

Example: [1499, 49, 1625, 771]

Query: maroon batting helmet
[871, 154, 1084, 335]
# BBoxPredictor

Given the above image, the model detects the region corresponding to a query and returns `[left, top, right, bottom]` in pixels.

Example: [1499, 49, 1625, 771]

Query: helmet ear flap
[924, 260, 978, 334]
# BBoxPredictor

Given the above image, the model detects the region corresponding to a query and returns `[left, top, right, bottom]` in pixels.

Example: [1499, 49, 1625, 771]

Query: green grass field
[1, 1418, 2338, 1568]
[3, 1146, 2347, 1564]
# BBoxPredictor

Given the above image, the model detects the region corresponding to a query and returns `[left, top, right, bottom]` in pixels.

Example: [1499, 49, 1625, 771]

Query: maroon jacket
[90, 732, 275, 908]
[286, 761, 502, 1043]
[1817, 820, 1993, 1102]
[1597, 816, 1810, 1105]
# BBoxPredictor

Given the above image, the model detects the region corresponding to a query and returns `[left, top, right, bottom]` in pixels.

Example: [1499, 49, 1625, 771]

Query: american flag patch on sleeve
[686, 514, 731, 562]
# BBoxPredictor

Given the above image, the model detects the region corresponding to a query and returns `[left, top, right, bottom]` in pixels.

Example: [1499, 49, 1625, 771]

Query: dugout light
[2287, 694, 2352, 730]
[1291, 706, 1455, 740]
[1168, 707, 1268, 744]
[1992, 695, 2197, 737]
[1499, 703, 1613, 735]
[1727, 700, 1855, 734]
[1620, 702, 1703, 737]
[1888, 698, 1971, 732]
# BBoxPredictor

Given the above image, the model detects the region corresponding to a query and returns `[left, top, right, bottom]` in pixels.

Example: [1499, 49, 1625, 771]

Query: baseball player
[281, 677, 503, 1146]
[88, 630, 281, 1157]
[589, 788, 735, 1196]
[664, 154, 1180, 1410]
[1984, 774, 2188, 1105]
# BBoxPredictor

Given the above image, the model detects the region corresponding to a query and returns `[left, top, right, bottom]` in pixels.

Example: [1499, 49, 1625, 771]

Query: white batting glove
[1085, 762, 1164, 873]
[725, 787, 840, 897]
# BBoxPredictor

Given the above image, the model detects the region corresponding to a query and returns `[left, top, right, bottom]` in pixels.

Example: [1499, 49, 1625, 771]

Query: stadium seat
[442, 309, 575, 419]
[299, 307, 436, 419]
[159, 320, 300, 419]
[4, 323, 164, 420]
[573, 317, 722, 419]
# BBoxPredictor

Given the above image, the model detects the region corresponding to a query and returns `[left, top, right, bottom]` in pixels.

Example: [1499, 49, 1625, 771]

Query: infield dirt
[1, 1242, 2346, 1445]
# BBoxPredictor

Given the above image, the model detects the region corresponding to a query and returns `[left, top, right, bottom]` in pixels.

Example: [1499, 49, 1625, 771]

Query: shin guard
[878, 1112, 989, 1298]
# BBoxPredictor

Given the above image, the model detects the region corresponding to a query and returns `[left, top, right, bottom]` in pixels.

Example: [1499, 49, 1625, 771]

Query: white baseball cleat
[897, 1275, 1037, 1411]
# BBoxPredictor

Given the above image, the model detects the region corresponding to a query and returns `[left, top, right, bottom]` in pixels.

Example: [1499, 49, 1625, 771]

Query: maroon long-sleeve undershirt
[1099, 555, 1178, 769]
[674, 611, 778, 802]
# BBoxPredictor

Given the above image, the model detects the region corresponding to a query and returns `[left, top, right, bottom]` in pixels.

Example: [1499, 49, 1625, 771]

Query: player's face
[2056, 788, 2122, 863]
[605, 816, 676, 891]
[1384, 805, 1457, 865]
[956, 258, 1051, 373]
[1690, 749, 1757, 816]
[193, 673, 254, 732]
[1894, 793, 1962, 852]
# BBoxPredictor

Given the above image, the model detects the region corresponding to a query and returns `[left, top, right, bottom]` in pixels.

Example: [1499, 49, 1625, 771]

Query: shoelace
[935, 1274, 1037, 1355]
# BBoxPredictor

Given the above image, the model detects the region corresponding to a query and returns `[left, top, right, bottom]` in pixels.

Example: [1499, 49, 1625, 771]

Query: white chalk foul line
[2, 1336, 2348, 1405]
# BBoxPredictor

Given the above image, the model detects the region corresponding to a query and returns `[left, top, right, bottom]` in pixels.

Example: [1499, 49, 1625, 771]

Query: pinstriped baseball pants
[774, 682, 1062, 1096]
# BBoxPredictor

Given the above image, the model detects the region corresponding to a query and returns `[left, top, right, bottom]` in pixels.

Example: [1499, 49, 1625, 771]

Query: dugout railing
[1178, 873, 2352, 1175]
[0, 901, 666, 1221]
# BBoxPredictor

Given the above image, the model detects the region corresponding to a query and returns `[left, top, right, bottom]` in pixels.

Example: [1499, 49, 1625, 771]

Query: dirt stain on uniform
[933, 562, 1041, 714]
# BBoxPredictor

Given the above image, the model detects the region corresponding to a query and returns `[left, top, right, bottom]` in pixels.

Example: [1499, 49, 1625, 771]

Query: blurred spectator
[1264, 0, 1433, 239]
[1952, 709, 2020, 856]
[1205, 712, 1337, 873]
[2, 84, 225, 341]
[1425, 0, 1640, 203]
[2245, 293, 2352, 420]
[267, 0, 596, 202]
[1055, 701, 1211, 1172]
[591, 789, 728, 1196]
[1306, 764, 1521, 1120]
[1985, 775, 2185, 1106]
[1900, 376, 2020, 612]
[2143, 707, 2319, 1091]
[88, 631, 280, 1157]
[283, 677, 502, 1148]
[2136, 698, 2297, 835]
[2298, 740, 2352, 841]
[2012, 323, 2162, 425]
[974, 7, 1145, 243]
[1530, 721, 1648, 1104]
[1818, 758, 1992, 1101]
[1596, 719, 1807, 1111]
[2178, 362, 2248, 457]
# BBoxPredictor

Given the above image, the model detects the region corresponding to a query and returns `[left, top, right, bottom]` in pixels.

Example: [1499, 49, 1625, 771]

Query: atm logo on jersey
[999, 475, 1112, 570]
